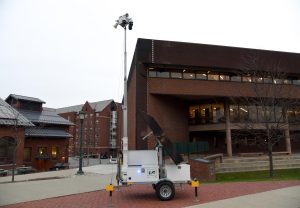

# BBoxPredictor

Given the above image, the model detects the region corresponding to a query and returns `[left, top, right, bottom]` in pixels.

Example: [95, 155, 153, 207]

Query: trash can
[189, 158, 216, 182]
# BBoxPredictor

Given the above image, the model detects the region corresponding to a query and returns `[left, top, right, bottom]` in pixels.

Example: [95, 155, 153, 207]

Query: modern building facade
[4, 94, 73, 171]
[127, 38, 300, 156]
[56, 100, 122, 157]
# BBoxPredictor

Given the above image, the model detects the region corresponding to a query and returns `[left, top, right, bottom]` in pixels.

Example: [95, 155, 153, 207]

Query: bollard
[105, 183, 114, 207]
[191, 178, 200, 202]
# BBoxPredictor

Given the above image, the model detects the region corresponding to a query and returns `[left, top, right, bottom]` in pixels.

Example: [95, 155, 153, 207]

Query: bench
[203, 153, 223, 163]
[238, 152, 264, 157]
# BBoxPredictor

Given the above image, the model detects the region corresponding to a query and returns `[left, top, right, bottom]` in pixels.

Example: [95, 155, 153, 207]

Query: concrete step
[222, 155, 300, 164]
[217, 163, 300, 173]
[215, 154, 300, 173]
[218, 159, 300, 168]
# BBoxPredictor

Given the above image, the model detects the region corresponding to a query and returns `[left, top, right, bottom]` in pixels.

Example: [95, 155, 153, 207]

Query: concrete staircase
[216, 154, 300, 173]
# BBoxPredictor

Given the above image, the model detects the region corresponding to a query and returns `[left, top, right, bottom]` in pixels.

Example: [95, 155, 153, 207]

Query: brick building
[127, 38, 300, 156]
[0, 98, 33, 170]
[4, 94, 73, 171]
[56, 100, 122, 157]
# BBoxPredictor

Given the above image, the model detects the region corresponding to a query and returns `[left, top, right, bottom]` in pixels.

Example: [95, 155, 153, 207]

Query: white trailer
[117, 113, 191, 201]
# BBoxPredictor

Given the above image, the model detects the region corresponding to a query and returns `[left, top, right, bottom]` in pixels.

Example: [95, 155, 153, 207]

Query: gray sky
[0, 0, 299, 108]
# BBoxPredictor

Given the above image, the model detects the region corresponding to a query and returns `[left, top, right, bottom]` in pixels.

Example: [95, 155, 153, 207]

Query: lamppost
[77, 110, 85, 175]
[114, 13, 133, 169]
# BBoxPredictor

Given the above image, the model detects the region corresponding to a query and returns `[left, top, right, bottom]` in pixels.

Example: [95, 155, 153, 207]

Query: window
[51, 146, 58, 160]
[24, 147, 32, 162]
[207, 72, 219, 81]
[242, 75, 252, 82]
[231, 75, 242, 82]
[195, 72, 207, 80]
[230, 105, 239, 122]
[254, 77, 264, 83]
[157, 71, 170, 78]
[219, 74, 230, 81]
[149, 71, 157, 77]
[264, 76, 273, 83]
[38, 147, 47, 156]
[293, 79, 300, 85]
[170, 71, 182, 78]
[273, 78, 283, 84]
[284, 79, 292, 84]
[183, 72, 195, 79]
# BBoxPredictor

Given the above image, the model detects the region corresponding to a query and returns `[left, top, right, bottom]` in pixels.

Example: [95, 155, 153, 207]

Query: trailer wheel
[155, 181, 175, 201]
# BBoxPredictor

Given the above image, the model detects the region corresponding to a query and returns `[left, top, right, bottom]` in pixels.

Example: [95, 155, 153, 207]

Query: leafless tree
[230, 52, 300, 177]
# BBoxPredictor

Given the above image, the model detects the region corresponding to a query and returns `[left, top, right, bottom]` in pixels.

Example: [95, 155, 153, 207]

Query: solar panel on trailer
[138, 111, 183, 165]
[138, 111, 163, 137]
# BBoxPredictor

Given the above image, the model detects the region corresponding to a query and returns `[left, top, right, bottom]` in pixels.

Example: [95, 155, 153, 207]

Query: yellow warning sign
[106, 184, 114, 192]
[191, 180, 200, 187]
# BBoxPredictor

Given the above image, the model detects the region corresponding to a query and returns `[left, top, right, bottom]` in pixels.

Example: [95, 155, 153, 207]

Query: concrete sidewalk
[187, 185, 300, 208]
[0, 165, 117, 206]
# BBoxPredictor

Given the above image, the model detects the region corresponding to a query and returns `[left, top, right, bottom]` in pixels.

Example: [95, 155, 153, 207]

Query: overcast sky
[0, 0, 299, 108]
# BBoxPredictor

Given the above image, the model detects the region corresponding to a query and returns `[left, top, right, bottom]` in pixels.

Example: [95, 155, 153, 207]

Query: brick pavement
[2, 181, 300, 208]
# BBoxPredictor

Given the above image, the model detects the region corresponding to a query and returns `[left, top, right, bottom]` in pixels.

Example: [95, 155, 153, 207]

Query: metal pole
[123, 27, 127, 139]
[77, 118, 84, 175]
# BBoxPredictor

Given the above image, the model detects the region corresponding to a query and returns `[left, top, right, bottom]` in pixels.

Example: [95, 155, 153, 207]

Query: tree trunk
[268, 141, 274, 177]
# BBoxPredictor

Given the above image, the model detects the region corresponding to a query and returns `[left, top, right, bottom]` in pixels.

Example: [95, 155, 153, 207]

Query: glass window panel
[170, 72, 182, 78]
[295, 107, 300, 121]
[287, 109, 296, 122]
[275, 107, 284, 122]
[293, 79, 300, 85]
[219, 74, 230, 81]
[284, 79, 292, 84]
[212, 103, 224, 123]
[189, 106, 199, 124]
[51, 146, 58, 159]
[239, 105, 249, 121]
[157, 71, 170, 78]
[242, 76, 252, 82]
[200, 104, 212, 124]
[148, 71, 157, 77]
[38, 147, 47, 156]
[183, 72, 195, 79]
[231, 75, 241, 82]
[248, 106, 257, 122]
[230, 105, 239, 122]
[254, 77, 264, 83]
[208, 73, 219, 81]
[195, 72, 207, 80]
[264, 77, 273, 83]
[273, 78, 283, 84]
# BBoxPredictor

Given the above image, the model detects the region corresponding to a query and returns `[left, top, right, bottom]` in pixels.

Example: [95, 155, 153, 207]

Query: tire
[155, 181, 175, 201]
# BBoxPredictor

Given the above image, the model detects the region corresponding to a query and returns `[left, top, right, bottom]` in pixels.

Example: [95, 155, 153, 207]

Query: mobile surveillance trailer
[117, 113, 191, 201]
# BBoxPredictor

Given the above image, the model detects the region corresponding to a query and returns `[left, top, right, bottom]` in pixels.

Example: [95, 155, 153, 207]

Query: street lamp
[77, 110, 85, 175]
[114, 13, 133, 169]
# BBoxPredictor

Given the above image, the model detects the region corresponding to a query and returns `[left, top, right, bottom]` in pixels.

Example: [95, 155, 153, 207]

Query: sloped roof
[0, 98, 34, 127]
[19, 108, 73, 126]
[55, 100, 113, 114]
[6, 94, 45, 103]
[25, 128, 72, 138]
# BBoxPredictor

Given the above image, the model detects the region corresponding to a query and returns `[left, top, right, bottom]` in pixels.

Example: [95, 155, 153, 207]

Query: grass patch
[216, 168, 300, 182]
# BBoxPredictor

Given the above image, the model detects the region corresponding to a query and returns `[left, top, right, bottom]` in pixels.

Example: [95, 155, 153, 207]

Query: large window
[51, 146, 58, 160]
[38, 147, 47, 156]
[189, 103, 224, 124]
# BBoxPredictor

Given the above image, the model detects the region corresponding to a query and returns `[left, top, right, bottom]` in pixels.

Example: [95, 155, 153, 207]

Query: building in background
[5, 94, 73, 171]
[56, 100, 122, 158]
[127, 38, 300, 156]
[0, 98, 33, 170]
